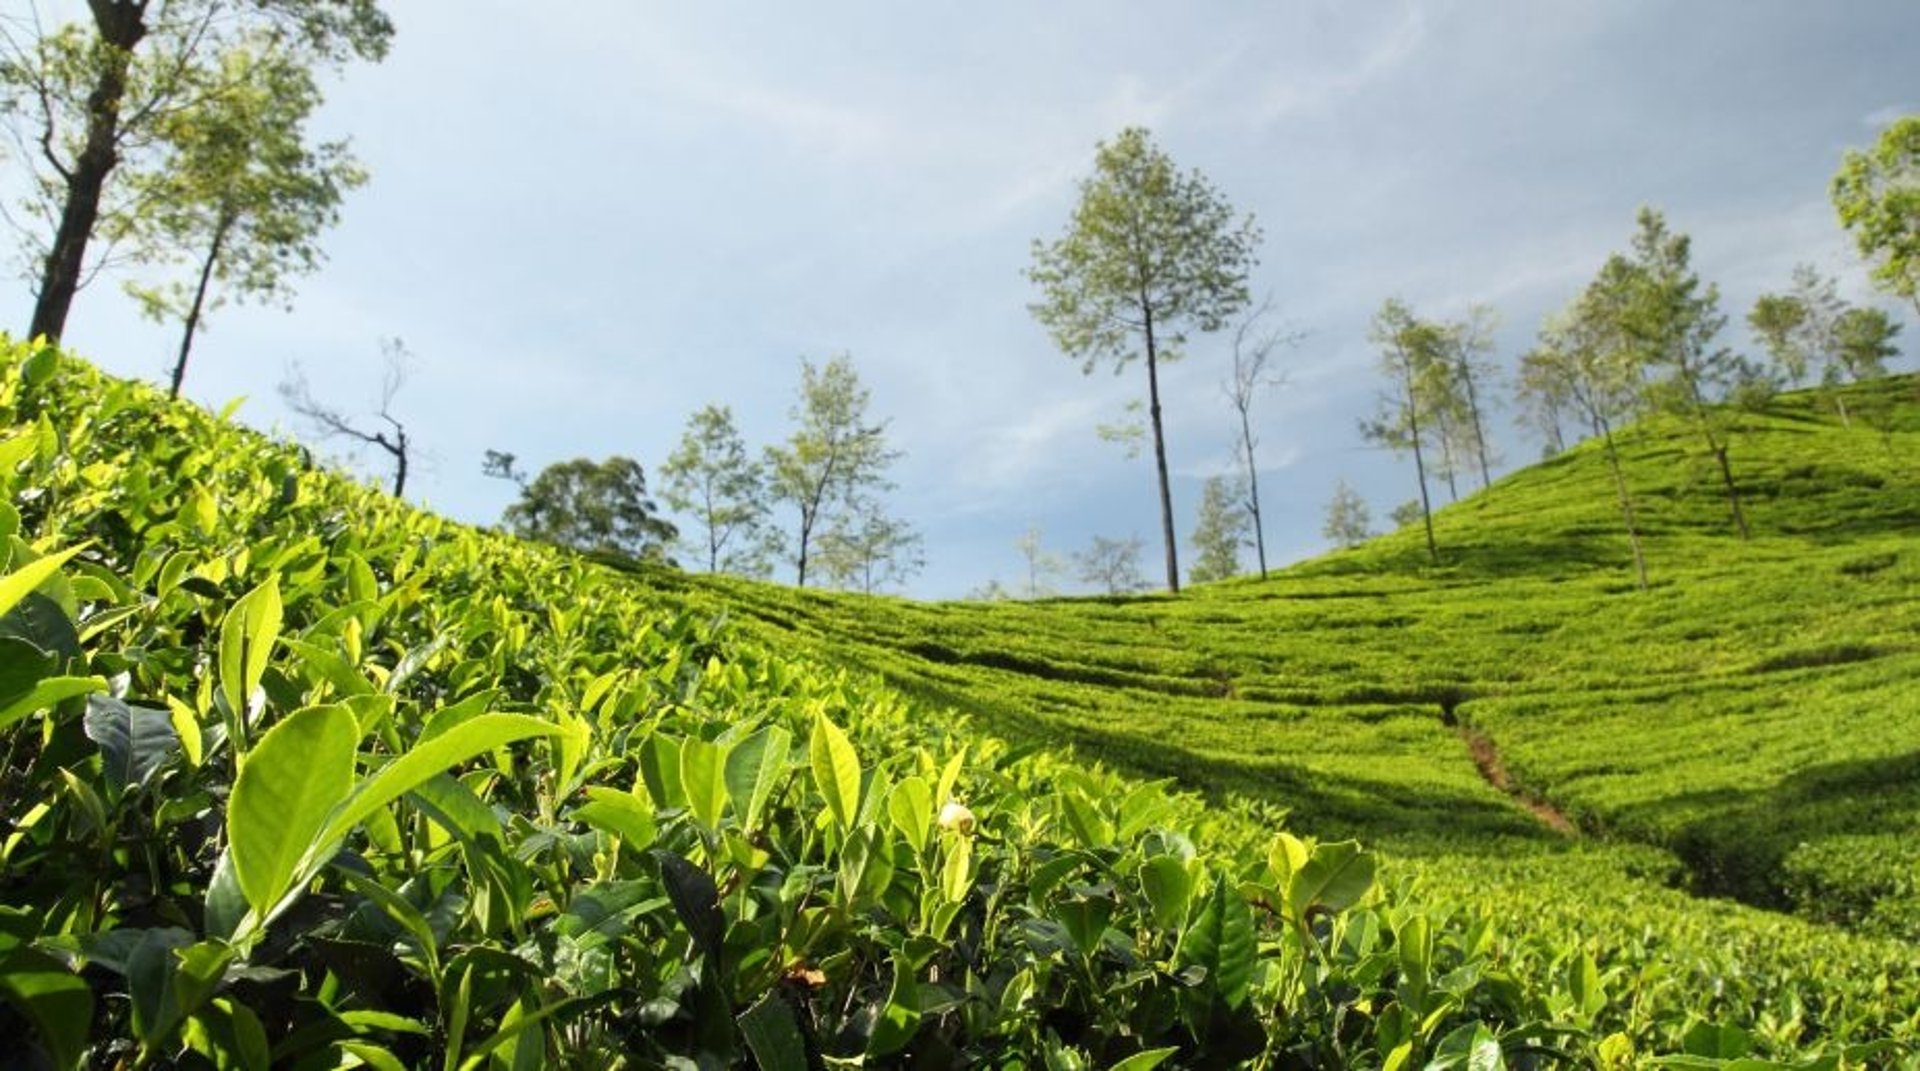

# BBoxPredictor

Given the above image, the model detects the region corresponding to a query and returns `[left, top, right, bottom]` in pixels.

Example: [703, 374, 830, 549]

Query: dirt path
[1459, 726, 1578, 836]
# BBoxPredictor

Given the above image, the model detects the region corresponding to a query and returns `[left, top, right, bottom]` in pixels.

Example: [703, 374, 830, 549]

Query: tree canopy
[503, 456, 678, 564]
[1832, 114, 1920, 317]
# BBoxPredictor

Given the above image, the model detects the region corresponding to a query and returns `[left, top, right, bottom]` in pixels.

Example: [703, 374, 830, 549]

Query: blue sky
[6, 1, 1916, 597]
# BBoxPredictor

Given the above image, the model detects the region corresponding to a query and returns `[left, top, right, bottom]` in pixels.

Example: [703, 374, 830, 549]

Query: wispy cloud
[1252, 4, 1426, 126]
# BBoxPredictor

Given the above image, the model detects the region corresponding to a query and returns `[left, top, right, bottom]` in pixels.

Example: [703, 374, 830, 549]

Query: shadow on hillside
[858, 650, 1558, 849]
[1614, 750, 1920, 911]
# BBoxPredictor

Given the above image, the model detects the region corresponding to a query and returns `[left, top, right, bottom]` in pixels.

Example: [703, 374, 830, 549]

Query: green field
[3, 341, 1919, 1067]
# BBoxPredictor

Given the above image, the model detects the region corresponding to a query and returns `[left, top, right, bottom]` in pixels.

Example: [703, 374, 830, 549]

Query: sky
[4, 0, 1916, 598]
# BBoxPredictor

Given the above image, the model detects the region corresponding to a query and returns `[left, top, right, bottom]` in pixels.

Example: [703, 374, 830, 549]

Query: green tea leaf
[654, 851, 724, 961]
[0, 946, 92, 1071]
[1429, 1022, 1505, 1071]
[577, 788, 658, 851]
[319, 713, 561, 850]
[1286, 839, 1374, 921]
[228, 704, 356, 915]
[1139, 854, 1195, 931]
[1178, 874, 1256, 1010]
[738, 994, 809, 1071]
[868, 952, 921, 1057]
[638, 733, 684, 810]
[941, 834, 973, 904]
[219, 576, 282, 726]
[0, 674, 103, 733]
[810, 712, 862, 831]
[679, 736, 731, 830]
[1109, 1049, 1180, 1071]
[83, 695, 181, 789]
[723, 724, 790, 834]
[888, 775, 933, 855]
[0, 544, 82, 621]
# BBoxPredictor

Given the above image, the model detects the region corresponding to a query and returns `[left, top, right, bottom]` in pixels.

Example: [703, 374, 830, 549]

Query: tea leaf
[229, 704, 355, 915]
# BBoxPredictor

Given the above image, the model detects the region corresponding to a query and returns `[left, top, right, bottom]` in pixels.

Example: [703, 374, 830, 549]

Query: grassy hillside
[632, 377, 1920, 1054]
[2, 340, 1917, 1068]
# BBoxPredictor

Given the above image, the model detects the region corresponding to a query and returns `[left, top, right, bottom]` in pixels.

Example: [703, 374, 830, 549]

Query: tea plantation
[2, 339, 1917, 1068]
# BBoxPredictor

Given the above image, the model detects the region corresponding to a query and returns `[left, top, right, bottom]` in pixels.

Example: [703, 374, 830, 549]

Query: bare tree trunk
[1597, 418, 1648, 591]
[1462, 365, 1493, 489]
[1401, 358, 1439, 564]
[1238, 406, 1268, 579]
[1143, 301, 1180, 593]
[28, 5, 148, 341]
[170, 212, 233, 397]
[1708, 437, 1749, 540]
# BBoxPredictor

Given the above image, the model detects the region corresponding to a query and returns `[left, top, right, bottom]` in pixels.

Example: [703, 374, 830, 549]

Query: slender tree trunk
[1461, 365, 1493, 489]
[170, 213, 234, 397]
[1238, 408, 1268, 579]
[796, 509, 812, 588]
[1686, 391, 1750, 541]
[1401, 357, 1439, 564]
[1142, 302, 1180, 593]
[1597, 417, 1648, 591]
[1707, 437, 1749, 540]
[28, 4, 148, 342]
[389, 428, 408, 498]
[1833, 390, 1851, 429]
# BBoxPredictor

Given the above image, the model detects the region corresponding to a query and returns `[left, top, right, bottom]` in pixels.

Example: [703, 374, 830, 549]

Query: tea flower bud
[937, 799, 977, 835]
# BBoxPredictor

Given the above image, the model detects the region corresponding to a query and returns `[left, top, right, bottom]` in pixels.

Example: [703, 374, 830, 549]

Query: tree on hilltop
[1223, 298, 1298, 578]
[1029, 127, 1261, 593]
[1323, 480, 1374, 549]
[503, 455, 678, 564]
[1189, 474, 1250, 584]
[765, 355, 901, 588]
[1074, 534, 1148, 596]
[661, 404, 776, 576]
[1620, 208, 1754, 540]
[1361, 298, 1444, 564]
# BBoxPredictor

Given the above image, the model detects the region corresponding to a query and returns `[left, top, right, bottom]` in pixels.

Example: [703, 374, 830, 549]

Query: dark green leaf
[84, 695, 181, 789]
[654, 851, 724, 962]
[0, 946, 93, 1071]
[737, 993, 809, 1071]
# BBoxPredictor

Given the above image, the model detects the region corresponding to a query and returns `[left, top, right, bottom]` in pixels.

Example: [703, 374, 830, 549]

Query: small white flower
[937, 799, 977, 835]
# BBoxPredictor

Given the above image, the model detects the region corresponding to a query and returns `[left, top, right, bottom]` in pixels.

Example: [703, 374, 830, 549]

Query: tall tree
[661, 404, 775, 576]
[1622, 208, 1750, 540]
[279, 337, 412, 496]
[1222, 298, 1296, 579]
[1537, 261, 1653, 590]
[0, 0, 391, 343]
[1360, 298, 1443, 563]
[124, 41, 364, 397]
[1188, 474, 1249, 584]
[1028, 127, 1261, 593]
[1515, 345, 1574, 457]
[1442, 305, 1501, 490]
[814, 501, 922, 596]
[765, 354, 900, 588]
[1321, 479, 1373, 550]
[502, 456, 678, 564]
[1832, 114, 1920, 319]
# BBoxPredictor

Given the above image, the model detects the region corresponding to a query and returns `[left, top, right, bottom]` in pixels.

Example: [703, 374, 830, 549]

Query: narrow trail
[1458, 724, 1578, 837]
